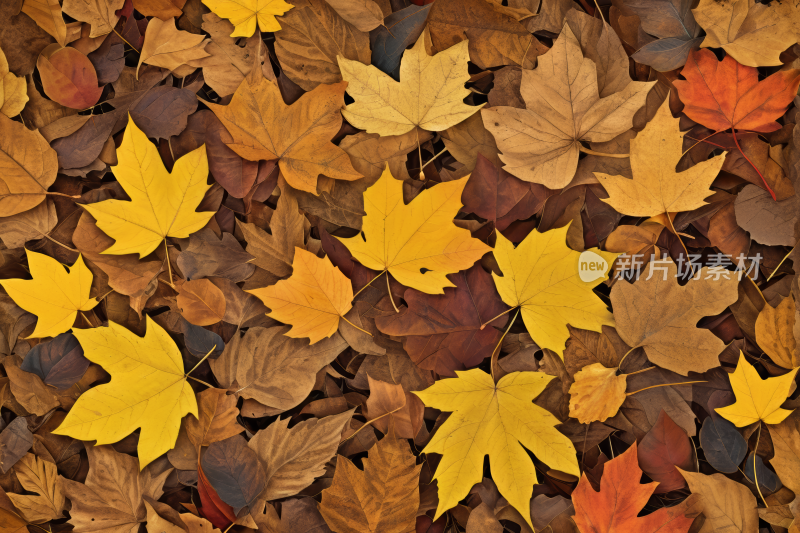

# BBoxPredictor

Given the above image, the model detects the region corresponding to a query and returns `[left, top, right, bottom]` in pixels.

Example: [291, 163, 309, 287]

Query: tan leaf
[427, 0, 544, 69]
[734, 184, 800, 247]
[249, 410, 353, 500]
[340, 129, 431, 182]
[678, 469, 759, 532]
[441, 113, 501, 173]
[177, 279, 226, 326]
[274, 0, 371, 91]
[568, 363, 628, 423]
[210, 326, 347, 412]
[137, 17, 210, 77]
[365, 376, 424, 440]
[21, 0, 68, 46]
[324, 0, 385, 32]
[770, 412, 800, 497]
[692, 0, 795, 67]
[62, 0, 125, 38]
[185, 388, 244, 450]
[610, 260, 740, 375]
[755, 294, 798, 369]
[238, 190, 307, 278]
[0, 200, 57, 249]
[319, 429, 421, 533]
[483, 23, 653, 188]
[0, 114, 58, 217]
[195, 13, 262, 98]
[5, 363, 59, 417]
[60, 445, 170, 533]
[7, 454, 64, 524]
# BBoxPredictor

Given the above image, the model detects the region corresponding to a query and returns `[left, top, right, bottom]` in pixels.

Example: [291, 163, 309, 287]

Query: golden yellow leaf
[568, 363, 627, 424]
[492, 224, 617, 357]
[248, 247, 353, 344]
[755, 294, 798, 369]
[693, 0, 795, 68]
[595, 97, 726, 217]
[0, 44, 29, 117]
[53, 317, 199, 468]
[482, 22, 654, 189]
[337, 30, 483, 136]
[82, 115, 215, 258]
[715, 352, 798, 427]
[206, 78, 362, 194]
[414, 369, 579, 530]
[202, 0, 294, 36]
[0, 250, 98, 339]
[336, 165, 491, 294]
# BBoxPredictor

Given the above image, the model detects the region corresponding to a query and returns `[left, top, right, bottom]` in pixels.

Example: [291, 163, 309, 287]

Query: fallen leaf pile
[2, 0, 800, 531]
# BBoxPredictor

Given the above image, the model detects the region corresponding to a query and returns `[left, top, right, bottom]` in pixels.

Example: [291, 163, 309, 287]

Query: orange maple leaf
[572, 442, 701, 533]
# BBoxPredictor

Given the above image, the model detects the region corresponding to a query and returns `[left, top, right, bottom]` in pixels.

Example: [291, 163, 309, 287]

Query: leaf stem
[340, 315, 373, 337]
[731, 128, 775, 201]
[683, 130, 725, 154]
[626, 381, 706, 396]
[617, 346, 637, 370]
[624, 366, 655, 376]
[746, 275, 766, 305]
[42, 233, 79, 252]
[666, 213, 691, 269]
[187, 375, 214, 388]
[341, 405, 403, 443]
[386, 272, 399, 313]
[766, 240, 797, 282]
[480, 306, 517, 330]
[578, 146, 629, 158]
[490, 307, 520, 383]
[186, 345, 217, 377]
[164, 239, 175, 289]
[416, 128, 424, 180]
[45, 191, 82, 199]
[113, 28, 139, 53]
[753, 422, 768, 508]
[420, 146, 449, 171]
[351, 270, 385, 301]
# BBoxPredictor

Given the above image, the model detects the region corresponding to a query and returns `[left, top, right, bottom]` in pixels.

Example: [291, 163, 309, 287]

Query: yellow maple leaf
[201, 0, 293, 37]
[337, 31, 483, 137]
[595, 97, 726, 217]
[493, 225, 617, 357]
[715, 352, 798, 427]
[82, 115, 215, 258]
[53, 317, 198, 468]
[336, 165, 491, 295]
[248, 247, 353, 344]
[0, 250, 98, 339]
[414, 369, 579, 530]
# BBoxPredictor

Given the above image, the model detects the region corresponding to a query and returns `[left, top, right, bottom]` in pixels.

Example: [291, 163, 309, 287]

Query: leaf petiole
[185, 345, 217, 377]
[626, 381, 706, 396]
